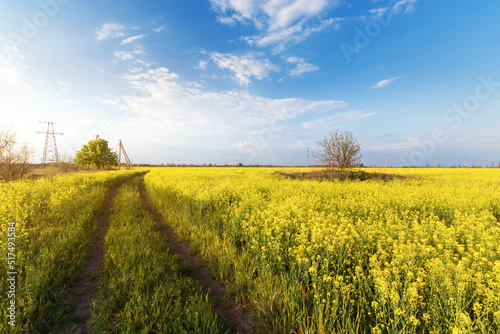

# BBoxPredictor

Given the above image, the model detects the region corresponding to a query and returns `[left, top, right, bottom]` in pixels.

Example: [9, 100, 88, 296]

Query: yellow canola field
[145, 167, 500, 334]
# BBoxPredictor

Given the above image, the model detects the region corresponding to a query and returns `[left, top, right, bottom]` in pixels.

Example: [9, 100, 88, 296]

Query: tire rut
[65, 186, 120, 334]
[138, 180, 259, 334]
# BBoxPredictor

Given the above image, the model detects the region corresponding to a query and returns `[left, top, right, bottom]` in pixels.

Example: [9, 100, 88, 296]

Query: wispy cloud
[101, 64, 346, 138]
[370, 76, 402, 89]
[286, 56, 319, 76]
[210, 0, 339, 52]
[233, 140, 268, 150]
[302, 110, 374, 129]
[368, 7, 389, 17]
[288, 140, 306, 149]
[210, 52, 279, 86]
[120, 35, 143, 45]
[197, 60, 208, 70]
[114, 49, 153, 67]
[0, 44, 32, 90]
[57, 81, 70, 92]
[153, 26, 166, 32]
[365, 137, 420, 151]
[393, 0, 418, 14]
[96, 23, 126, 40]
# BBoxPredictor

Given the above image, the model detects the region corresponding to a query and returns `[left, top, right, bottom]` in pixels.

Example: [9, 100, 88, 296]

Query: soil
[138, 181, 259, 334]
[65, 187, 119, 334]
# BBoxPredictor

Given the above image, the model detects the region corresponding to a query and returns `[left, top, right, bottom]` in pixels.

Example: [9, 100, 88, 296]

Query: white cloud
[114, 49, 152, 67]
[0, 45, 32, 91]
[233, 140, 267, 150]
[262, 0, 330, 30]
[302, 110, 375, 129]
[286, 56, 319, 76]
[114, 51, 135, 61]
[210, 52, 279, 86]
[288, 140, 305, 149]
[120, 35, 143, 45]
[101, 65, 346, 137]
[96, 23, 126, 40]
[368, 7, 389, 17]
[370, 76, 402, 89]
[366, 137, 420, 151]
[197, 60, 208, 70]
[393, 0, 418, 14]
[210, 0, 339, 52]
[153, 26, 166, 32]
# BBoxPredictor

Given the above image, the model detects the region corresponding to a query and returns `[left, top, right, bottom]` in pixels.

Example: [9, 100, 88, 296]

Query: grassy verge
[89, 176, 228, 333]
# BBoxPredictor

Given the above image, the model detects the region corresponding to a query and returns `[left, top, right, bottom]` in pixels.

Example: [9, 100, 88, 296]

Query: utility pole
[386, 154, 388, 168]
[36, 121, 63, 166]
[464, 159, 466, 168]
[307, 149, 309, 168]
[118, 140, 133, 170]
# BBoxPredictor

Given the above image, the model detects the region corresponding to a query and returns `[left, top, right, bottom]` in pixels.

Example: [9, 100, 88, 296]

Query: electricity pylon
[37, 121, 63, 166]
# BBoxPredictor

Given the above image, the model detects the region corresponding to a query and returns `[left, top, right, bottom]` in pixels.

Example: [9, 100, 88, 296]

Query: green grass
[0, 171, 141, 333]
[89, 176, 228, 333]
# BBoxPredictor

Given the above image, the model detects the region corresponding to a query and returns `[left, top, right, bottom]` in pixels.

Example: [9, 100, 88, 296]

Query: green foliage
[74, 139, 118, 170]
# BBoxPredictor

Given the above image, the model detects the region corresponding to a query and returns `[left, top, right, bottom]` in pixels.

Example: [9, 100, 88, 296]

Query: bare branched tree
[0, 127, 33, 180]
[58, 154, 75, 173]
[313, 130, 362, 170]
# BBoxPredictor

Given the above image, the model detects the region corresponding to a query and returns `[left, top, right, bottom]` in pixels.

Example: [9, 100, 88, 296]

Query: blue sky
[1, 0, 499, 166]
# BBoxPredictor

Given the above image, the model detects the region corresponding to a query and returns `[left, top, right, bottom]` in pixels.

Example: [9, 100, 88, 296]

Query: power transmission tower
[36, 121, 63, 166]
[118, 140, 133, 170]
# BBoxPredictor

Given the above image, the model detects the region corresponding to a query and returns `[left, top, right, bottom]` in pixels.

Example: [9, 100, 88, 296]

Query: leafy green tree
[75, 138, 118, 170]
[313, 130, 362, 170]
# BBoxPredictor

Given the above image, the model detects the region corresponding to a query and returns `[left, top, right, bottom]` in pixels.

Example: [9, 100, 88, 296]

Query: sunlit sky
[1, 0, 499, 166]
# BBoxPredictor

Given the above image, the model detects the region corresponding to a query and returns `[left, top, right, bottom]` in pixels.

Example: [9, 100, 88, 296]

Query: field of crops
[144, 167, 500, 333]
[1, 167, 500, 333]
